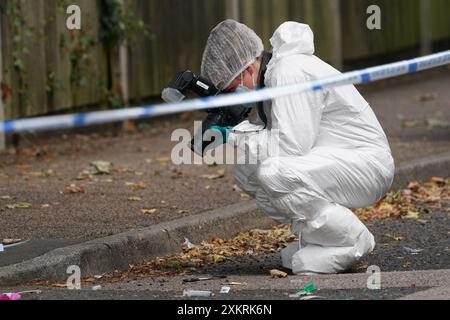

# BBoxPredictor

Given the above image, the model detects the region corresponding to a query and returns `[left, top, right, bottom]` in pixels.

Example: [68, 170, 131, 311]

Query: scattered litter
[183, 290, 214, 297]
[181, 238, 198, 252]
[240, 193, 251, 200]
[0, 292, 21, 301]
[300, 295, 325, 300]
[1, 240, 30, 251]
[183, 276, 227, 283]
[94, 273, 106, 280]
[18, 290, 42, 296]
[220, 286, 231, 294]
[232, 184, 242, 192]
[92, 285, 102, 291]
[226, 282, 247, 286]
[0, 195, 12, 200]
[90, 161, 113, 175]
[270, 269, 288, 278]
[289, 283, 316, 298]
[403, 247, 424, 255]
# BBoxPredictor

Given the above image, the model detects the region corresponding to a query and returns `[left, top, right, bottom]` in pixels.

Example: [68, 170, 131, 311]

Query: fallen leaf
[125, 182, 146, 190]
[24, 170, 54, 178]
[404, 211, 420, 220]
[64, 185, 86, 194]
[6, 202, 32, 209]
[431, 177, 445, 186]
[16, 164, 30, 171]
[393, 236, 405, 241]
[2, 239, 22, 245]
[402, 120, 419, 128]
[356, 263, 369, 271]
[90, 161, 113, 175]
[141, 209, 158, 215]
[407, 181, 420, 192]
[207, 254, 226, 263]
[414, 93, 436, 102]
[270, 269, 288, 278]
[427, 119, 450, 129]
[157, 157, 171, 164]
[128, 196, 143, 202]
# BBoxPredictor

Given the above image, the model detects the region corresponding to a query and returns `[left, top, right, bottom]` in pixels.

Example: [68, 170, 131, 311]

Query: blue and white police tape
[1, 50, 450, 134]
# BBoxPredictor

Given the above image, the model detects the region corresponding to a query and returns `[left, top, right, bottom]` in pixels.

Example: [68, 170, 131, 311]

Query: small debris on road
[220, 286, 231, 294]
[270, 269, 288, 278]
[403, 247, 424, 255]
[0, 292, 21, 301]
[141, 209, 158, 215]
[5, 202, 32, 209]
[64, 184, 86, 194]
[90, 161, 113, 175]
[183, 290, 213, 298]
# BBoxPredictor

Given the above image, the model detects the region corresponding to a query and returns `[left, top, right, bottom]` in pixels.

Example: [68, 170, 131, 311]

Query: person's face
[224, 63, 260, 92]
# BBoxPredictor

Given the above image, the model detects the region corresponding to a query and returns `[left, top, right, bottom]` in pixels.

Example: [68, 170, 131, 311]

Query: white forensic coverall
[229, 22, 395, 274]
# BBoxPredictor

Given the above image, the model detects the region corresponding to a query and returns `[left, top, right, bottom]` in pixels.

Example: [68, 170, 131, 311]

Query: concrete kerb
[0, 152, 449, 286]
[0, 202, 274, 286]
[392, 151, 450, 190]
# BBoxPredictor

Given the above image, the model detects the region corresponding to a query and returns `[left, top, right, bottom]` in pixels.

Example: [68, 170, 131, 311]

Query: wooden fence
[1, 0, 449, 120]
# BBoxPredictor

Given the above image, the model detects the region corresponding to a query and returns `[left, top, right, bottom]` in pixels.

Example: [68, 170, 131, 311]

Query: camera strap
[257, 51, 272, 128]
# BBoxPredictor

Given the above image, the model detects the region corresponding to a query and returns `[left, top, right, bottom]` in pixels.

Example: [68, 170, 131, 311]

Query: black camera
[162, 70, 250, 155]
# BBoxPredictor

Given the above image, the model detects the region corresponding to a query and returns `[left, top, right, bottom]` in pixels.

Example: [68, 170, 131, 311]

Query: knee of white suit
[299, 203, 371, 247]
[257, 157, 307, 197]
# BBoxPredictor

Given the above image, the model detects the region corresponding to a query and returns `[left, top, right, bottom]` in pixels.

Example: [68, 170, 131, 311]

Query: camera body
[162, 70, 250, 155]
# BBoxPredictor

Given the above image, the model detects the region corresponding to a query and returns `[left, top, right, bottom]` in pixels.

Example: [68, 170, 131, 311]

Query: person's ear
[246, 64, 257, 77]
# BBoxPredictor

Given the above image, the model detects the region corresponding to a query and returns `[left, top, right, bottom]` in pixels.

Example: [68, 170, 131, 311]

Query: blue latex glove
[210, 125, 234, 144]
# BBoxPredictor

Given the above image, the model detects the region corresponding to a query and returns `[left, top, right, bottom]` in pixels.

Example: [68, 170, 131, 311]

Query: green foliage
[100, 0, 151, 46]
[6, 0, 34, 112]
